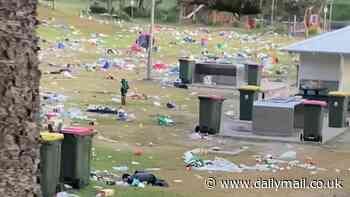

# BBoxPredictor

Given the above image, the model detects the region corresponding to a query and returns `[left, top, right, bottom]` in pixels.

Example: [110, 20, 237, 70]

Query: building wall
[341, 55, 350, 92]
[300, 53, 340, 81]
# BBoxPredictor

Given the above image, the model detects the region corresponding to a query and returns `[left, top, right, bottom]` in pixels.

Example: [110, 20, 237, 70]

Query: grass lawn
[36, 2, 350, 197]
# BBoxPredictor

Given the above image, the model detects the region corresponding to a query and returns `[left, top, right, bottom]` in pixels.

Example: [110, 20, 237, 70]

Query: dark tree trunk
[0, 0, 41, 196]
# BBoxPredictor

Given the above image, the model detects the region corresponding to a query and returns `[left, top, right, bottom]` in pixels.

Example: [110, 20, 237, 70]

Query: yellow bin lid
[239, 85, 261, 92]
[40, 132, 64, 142]
[329, 91, 350, 97]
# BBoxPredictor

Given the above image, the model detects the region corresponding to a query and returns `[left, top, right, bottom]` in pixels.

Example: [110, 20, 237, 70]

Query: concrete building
[282, 26, 350, 93]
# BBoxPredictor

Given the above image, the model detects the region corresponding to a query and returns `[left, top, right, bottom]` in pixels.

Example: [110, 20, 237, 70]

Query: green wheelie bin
[40, 132, 64, 197]
[328, 91, 350, 128]
[246, 64, 263, 86]
[179, 58, 195, 84]
[302, 100, 327, 142]
[239, 85, 260, 121]
[61, 127, 95, 189]
[196, 95, 225, 134]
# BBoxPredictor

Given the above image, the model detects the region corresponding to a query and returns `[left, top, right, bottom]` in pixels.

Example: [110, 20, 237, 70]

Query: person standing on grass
[121, 79, 129, 105]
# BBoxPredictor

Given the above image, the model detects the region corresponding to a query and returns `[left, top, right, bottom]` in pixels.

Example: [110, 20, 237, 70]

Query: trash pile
[184, 149, 328, 175]
[40, 92, 96, 132]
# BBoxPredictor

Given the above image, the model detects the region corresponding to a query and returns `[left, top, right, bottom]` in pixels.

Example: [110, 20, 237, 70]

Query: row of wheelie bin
[196, 86, 349, 143]
[179, 59, 262, 86]
[40, 127, 95, 197]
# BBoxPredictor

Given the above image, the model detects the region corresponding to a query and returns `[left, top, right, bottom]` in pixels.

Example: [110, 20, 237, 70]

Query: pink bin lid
[61, 127, 94, 136]
[303, 100, 327, 107]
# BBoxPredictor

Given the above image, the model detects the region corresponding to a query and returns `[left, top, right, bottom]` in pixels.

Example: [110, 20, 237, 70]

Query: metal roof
[282, 26, 350, 54]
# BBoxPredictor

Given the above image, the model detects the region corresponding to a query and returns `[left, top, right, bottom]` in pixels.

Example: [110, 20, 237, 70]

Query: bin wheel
[195, 126, 200, 133]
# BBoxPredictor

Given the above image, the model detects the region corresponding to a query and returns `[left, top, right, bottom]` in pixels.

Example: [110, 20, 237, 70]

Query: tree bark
[0, 1, 41, 197]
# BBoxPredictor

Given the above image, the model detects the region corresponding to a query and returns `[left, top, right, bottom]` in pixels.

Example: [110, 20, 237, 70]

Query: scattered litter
[153, 101, 161, 107]
[87, 105, 118, 114]
[278, 151, 297, 161]
[123, 171, 169, 187]
[173, 179, 183, 183]
[208, 146, 249, 156]
[112, 166, 129, 172]
[131, 161, 140, 165]
[63, 71, 74, 78]
[158, 115, 174, 126]
[117, 109, 128, 121]
[166, 102, 176, 109]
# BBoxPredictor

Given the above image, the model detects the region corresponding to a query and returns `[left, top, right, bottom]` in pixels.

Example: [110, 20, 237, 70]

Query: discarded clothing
[87, 105, 118, 114]
[123, 171, 169, 187]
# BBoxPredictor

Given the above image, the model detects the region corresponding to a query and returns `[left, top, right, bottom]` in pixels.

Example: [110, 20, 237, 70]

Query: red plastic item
[303, 100, 327, 107]
[61, 127, 94, 136]
[153, 63, 167, 70]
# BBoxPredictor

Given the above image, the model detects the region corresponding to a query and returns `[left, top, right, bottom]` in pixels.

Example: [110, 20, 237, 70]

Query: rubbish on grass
[189, 133, 211, 140]
[112, 166, 129, 172]
[208, 146, 249, 156]
[42, 93, 67, 103]
[278, 151, 297, 161]
[87, 105, 118, 114]
[65, 108, 92, 121]
[133, 148, 144, 156]
[166, 102, 176, 109]
[117, 110, 128, 121]
[197, 157, 243, 173]
[131, 161, 140, 165]
[240, 164, 271, 172]
[63, 71, 74, 78]
[158, 115, 174, 126]
[123, 171, 169, 187]
[183, 151, 205, 168]
[131, 178, 146, 188]
[153, 101, 161, 107]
